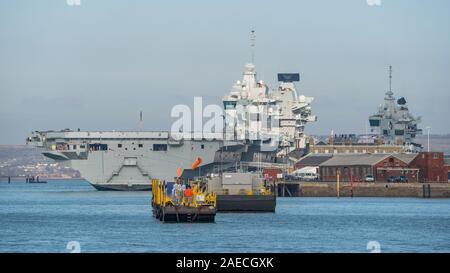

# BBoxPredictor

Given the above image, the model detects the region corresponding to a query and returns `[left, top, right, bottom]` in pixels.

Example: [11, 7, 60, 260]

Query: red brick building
[445, 157, 450, 182]
[410, 152, 447, 182]
[374, 154, 419, 182]
[319, 154, 420, 182]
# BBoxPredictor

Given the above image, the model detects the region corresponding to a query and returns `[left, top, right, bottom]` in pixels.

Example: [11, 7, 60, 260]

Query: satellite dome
[397, 97, 407, 105]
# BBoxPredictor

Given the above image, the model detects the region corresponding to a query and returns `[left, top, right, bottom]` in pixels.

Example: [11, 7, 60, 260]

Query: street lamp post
[426, 126, 431, 153]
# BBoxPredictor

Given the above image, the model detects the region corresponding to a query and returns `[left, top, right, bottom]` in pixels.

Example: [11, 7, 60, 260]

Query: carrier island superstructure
[368, 66, 422, 151]
[309, 66, 423, 155]
[26, 63, 316, 190]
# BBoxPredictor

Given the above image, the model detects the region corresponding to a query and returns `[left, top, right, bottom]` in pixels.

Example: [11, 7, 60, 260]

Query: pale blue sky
[1, 0, 449, 144]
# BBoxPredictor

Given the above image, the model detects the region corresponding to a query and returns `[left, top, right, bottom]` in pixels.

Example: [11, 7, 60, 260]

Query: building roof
[319, 153, 420, 167]
[319, 154, 390, 167]
[315, 141, 328, 146]
[392, 153, 418, 165]
[296, 153, 333, 166]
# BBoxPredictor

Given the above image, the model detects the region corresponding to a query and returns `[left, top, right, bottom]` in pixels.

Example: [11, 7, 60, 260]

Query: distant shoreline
[0, 177, 82, 181]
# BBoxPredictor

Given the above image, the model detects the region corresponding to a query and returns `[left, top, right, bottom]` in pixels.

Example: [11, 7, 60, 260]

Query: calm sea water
[0, 179, 449, 253]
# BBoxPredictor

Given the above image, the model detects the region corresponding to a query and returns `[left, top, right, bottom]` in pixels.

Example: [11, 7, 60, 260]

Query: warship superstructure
[369, 66, 422, 150]
[222, 63, 316, 157]
[26, 63, 316, 190]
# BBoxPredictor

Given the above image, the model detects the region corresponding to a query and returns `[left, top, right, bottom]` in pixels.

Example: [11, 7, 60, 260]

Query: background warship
[368, 66, 423, 151]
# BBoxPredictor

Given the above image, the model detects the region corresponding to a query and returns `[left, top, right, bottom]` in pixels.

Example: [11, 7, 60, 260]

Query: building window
[89, 143, 108, 151]
[223, 101, 237, 109]
[80, 145, 86, 149]
[56, 143, 69, 150]
[73, 145, 77, 150]
[201, 144, 205, 149]
[369, 119, 380, 126]
[138, 144, 143, 148]
[153, 144, 167, 151]
[118, 144, 122, 148]
[433, 153, 439, 159]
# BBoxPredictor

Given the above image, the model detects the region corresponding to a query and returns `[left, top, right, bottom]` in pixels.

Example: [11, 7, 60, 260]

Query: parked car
[299, 172, 319, 181]
[291, 167, 319, 181]
[284, 174, 298, 181]
[387, 175, 409, 183]
[398, 175, 409, 183]
[387, 176, 397, 182]
[364, 174, 375, 182]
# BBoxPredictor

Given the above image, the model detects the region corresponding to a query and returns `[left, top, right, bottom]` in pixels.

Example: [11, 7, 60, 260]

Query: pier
[0, 176, 47, 184]
[0, 176, 25, 182]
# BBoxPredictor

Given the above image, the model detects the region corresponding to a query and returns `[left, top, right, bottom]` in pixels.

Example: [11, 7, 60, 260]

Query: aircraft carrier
[26, 63, 316, 190]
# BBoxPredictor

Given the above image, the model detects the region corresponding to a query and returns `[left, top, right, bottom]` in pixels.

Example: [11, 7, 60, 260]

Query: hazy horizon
[1, 0, 450, 144]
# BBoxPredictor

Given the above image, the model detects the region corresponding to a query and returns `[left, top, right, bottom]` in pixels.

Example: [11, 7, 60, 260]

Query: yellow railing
[257, 186, 274, 196]
[152, 179, 172, 207]
[151, 179, 216, 208]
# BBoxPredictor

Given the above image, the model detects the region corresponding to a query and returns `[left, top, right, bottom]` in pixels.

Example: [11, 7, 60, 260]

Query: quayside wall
[278, 182, 450, 198]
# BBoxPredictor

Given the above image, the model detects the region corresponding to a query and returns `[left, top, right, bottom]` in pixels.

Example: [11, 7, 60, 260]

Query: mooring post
[336, 170, 341, 198]
[350, 173, 354, 198]
[285, 185, 292, 197]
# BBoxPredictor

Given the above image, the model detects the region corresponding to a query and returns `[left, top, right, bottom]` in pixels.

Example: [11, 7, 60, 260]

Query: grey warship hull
[92, 183, 152, 191]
